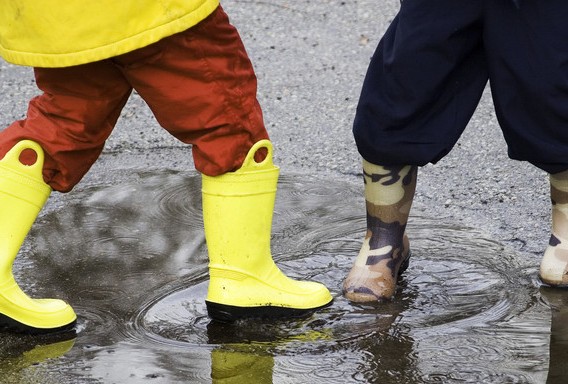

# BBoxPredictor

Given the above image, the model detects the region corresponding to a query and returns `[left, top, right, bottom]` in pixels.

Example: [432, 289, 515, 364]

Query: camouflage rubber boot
[343, 160, 417, 302]
[539, 169, 568, 287]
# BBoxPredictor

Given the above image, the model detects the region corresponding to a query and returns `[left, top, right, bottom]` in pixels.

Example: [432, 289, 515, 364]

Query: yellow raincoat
[0, 0, 219, 68]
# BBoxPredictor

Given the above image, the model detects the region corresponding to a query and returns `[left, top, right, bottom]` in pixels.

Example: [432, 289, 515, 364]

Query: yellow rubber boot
[202, 140, 332, 322]
[0, 140, 76, 333]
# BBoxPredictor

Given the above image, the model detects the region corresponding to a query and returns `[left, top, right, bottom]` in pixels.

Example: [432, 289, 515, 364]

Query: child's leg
[353, 0, 487, 168]
[482, 2, 568, 285]
[343, 162, 416, 302]
[540, 170, 568, 286]
[348, 0, 487, 302]
[0, 61, 132, 192]
[114, 5, 267, 177]
[483, 1, 568, 174]
[0, 61, 132, 332]
[111, 6, 332, 321]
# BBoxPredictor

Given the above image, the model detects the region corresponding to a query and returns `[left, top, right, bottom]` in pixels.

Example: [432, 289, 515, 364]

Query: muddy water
[0, 172, 564, 383]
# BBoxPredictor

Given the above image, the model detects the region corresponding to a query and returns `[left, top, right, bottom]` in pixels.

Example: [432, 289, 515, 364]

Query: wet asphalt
[0, 0, 550, 265]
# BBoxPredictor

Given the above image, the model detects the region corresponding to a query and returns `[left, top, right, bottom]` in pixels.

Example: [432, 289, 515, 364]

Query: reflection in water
[540, 287, 568, 384]
[0, 171, 556, 382]
[0, 332, 75, 384]
[211, 347, 273, 384]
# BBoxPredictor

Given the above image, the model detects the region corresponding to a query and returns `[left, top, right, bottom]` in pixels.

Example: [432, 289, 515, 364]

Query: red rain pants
[0, 6, 268, 192]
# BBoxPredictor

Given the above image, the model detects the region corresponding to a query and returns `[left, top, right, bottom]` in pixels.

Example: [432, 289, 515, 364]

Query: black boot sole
[0, 312, 76, 335]
[206, 299, 333, 323]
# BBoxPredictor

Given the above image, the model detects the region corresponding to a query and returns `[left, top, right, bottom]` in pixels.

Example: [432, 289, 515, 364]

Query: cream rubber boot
[0, 140, 76, 333]
[539, 169, 568, 286]
[202, 140, 333, 322]
[343, 160, 416, 302]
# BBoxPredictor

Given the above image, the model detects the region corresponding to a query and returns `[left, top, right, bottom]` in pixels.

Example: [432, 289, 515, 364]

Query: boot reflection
[207, 318, 333, 383]
[211, 347, 273, 384]
[0, 331, 75, 373]
[540, 287, 568, 383]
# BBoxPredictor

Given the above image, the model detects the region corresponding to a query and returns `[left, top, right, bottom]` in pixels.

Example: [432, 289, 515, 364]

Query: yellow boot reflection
[0, 333, 75, 375]
[211, 347, 273, 384]
[208, 317, 335, 383]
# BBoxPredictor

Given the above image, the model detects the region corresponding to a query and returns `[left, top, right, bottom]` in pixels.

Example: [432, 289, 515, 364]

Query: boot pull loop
[0, 140, 45, 179]
[238, 139, 274, 172]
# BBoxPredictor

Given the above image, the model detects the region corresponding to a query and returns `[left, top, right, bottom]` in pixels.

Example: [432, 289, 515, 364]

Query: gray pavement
[0, 0, 550, 263]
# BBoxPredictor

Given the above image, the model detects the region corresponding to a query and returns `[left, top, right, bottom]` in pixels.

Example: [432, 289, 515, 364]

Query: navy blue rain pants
[353, 0, 568, 174]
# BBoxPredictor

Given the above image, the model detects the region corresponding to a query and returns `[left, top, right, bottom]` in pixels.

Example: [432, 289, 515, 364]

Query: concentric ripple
[13, 171, 551, 383]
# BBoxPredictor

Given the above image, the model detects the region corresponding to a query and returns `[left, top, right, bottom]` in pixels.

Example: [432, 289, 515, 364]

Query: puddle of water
[540, 287, 568, 384]
[0, 171, 562, 383]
